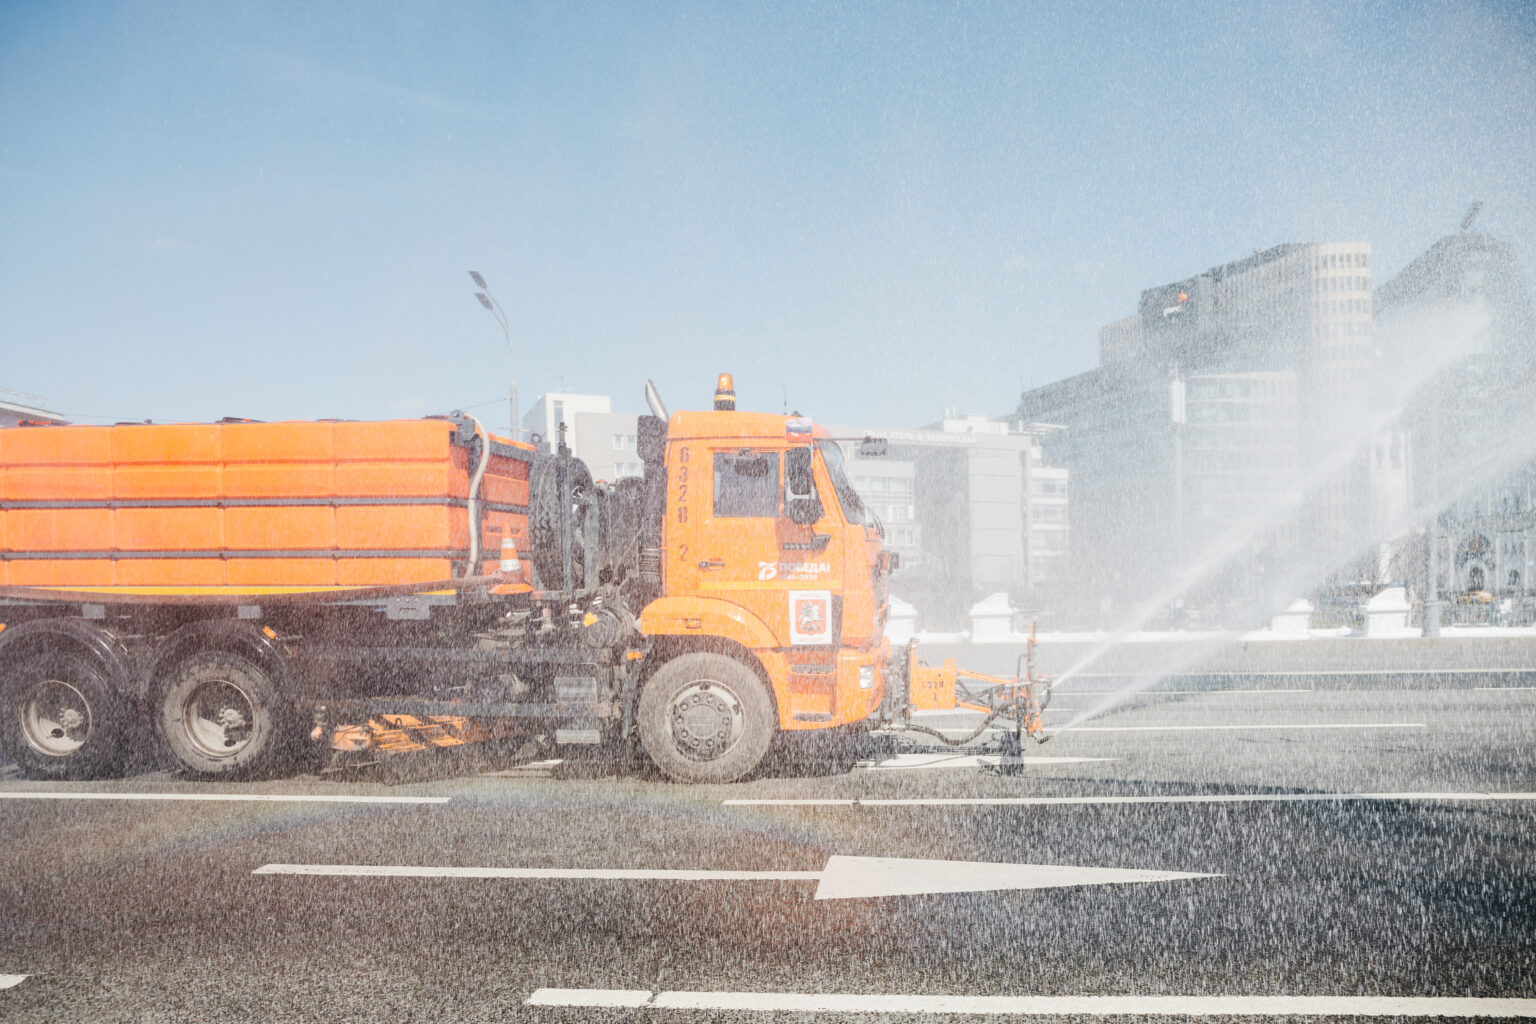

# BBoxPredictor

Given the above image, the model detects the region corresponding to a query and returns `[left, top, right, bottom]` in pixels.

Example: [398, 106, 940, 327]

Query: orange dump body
[0, 417, 533, 595]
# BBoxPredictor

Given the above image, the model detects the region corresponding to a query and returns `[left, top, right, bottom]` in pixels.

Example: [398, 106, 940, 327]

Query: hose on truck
[888, 637, 1054, 748]
[890, 655, 1054, 747]
[896, 697, 1051, 747]
[463, 414, 492, 577]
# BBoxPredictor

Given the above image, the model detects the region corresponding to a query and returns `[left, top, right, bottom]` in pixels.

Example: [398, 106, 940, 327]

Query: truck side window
[713, 451, 781, 517]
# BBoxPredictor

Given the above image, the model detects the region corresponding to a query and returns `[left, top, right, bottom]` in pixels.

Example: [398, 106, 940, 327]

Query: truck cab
[634, 397, 894, 781]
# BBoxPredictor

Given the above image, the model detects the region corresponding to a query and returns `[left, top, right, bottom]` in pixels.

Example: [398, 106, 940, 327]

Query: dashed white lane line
[1074, 668, 1535, 678]
[1048, 688, 1316, 695]
[905, 692, 1311, 719]
[525, 989, 1536, 1016]
[858, 754, 1115, 771]
[0, 792, 448, 804]
[1058, 722, 1425, 732]
[0, 975, 27, 990]
[529, 988, 652, 1007]
[910, 721, 1426, 736]
[725, 791, 1536, 808]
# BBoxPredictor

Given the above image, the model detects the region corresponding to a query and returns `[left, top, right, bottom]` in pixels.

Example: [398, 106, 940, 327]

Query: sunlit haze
[2, 1, 1532, 430]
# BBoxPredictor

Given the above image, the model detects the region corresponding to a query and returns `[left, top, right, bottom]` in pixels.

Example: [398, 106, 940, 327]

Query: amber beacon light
[714, 372, 736, 411]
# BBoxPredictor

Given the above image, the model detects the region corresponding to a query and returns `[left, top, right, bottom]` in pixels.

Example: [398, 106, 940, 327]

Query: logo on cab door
[760, 560, 830, 581]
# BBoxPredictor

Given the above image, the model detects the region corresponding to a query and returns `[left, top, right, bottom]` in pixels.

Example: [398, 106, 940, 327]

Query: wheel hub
[184, 680, 256, 756]
[18, 680, 92, 757]
[670, 683, 744, 762]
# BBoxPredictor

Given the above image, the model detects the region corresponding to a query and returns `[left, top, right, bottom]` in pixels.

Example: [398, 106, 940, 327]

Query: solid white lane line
[657, 993, 1536, 1016]
[1058, 722, 1425, 732]
[725, 791, 1536, 808]
[0, 975, 27, 990]
[526, 990, 1536, 1016]
[0, 792, 448, 804]
[858, 754, 1115, 771]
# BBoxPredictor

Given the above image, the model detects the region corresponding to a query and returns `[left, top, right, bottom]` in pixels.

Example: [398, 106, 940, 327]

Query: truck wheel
[637, 653, 774, 784]
[0, 650, 131, 780]
[156, 651, 299, 778]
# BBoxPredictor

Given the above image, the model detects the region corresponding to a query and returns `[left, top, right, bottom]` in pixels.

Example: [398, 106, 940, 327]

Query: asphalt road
[0, 680, 1533, 1021]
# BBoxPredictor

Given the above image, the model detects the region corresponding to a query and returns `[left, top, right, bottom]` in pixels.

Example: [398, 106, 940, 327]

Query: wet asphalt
[0, 681, 1532, 1022]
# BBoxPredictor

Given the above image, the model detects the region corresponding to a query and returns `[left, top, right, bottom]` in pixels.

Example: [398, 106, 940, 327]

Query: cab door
[689, 445, 843, 648]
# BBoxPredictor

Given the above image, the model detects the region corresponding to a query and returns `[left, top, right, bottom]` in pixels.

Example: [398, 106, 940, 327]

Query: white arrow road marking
[0, 975, 27, 990]
[813, 856, 1215, 899]
[858, 754, 1115, 771]
[726, 791, 1536, 808]
[256, 864, 815, 882]
[254, 855, 1216, 900]
[0, 792, 447, 804]
[525, 989, 1536, 1016]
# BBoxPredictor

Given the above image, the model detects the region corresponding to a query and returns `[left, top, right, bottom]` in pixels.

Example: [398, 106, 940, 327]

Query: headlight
[858, 666, 875, 689]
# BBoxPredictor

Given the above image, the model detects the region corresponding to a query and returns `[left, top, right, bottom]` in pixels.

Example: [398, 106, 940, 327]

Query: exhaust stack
[644, 379, 669, 421]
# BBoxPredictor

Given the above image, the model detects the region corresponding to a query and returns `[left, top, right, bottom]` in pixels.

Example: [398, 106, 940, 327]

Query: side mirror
[784, 446, 822, 524]
[786, 496, 823, 525]
[786, 446, 814, 492]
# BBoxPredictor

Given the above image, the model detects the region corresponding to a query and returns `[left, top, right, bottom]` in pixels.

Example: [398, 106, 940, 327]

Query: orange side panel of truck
[0, 418, 533, 595]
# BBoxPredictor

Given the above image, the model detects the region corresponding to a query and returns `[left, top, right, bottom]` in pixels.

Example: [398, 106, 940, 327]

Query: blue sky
[2, 1, 1532, 433]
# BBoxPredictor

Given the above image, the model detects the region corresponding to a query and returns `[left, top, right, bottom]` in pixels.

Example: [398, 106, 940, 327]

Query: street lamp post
[1169, 372, 1187, 625]
[468, 270, 518, 439]
[1420, 387, 1443, 637]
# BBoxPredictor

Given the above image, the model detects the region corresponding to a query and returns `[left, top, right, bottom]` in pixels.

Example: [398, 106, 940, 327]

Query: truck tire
[156, 651, 301, 778]
[637, 653, 775, 784]
[0, 650, 131, 780]
[528, 456, 595, 590]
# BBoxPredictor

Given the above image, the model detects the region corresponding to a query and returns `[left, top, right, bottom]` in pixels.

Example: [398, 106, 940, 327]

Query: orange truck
[0, 376, 1046, 783]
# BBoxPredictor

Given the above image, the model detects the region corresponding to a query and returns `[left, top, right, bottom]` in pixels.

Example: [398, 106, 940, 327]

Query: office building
[1020, 241, 1368, 624]
[1375, 231, 1536, 619]
[836, 415, 1067, 627]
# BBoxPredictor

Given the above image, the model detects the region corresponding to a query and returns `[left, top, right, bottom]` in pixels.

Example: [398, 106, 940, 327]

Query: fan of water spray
[1052, 297, 1524, 733]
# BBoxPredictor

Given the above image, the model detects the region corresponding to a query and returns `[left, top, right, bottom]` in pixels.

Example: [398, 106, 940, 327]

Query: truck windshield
[816, 439, 874, 529]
